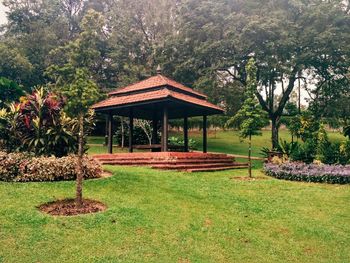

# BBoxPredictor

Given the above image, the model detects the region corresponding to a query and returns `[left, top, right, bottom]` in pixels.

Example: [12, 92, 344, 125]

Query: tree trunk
[76, 114, 84, 208]
[271, 116, 280, 150]
[248, 133, 252, 178]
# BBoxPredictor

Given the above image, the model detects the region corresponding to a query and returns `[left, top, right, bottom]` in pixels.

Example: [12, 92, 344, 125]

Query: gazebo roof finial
[156, 64, 162, 75]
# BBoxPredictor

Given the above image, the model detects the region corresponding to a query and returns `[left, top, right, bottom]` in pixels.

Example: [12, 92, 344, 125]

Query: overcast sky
[0, 2, 7, 25]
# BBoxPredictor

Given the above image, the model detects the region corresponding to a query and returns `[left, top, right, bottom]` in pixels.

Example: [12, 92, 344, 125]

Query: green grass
[88, 130, 346, 157]
[0, 167, 349, 262]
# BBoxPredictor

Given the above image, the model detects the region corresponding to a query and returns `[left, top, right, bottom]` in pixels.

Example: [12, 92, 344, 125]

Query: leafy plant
[264, 163, 350, 184]
[169, 136, 197, 150]
[278, 140, 300, 157]
[0, 77, 25, 108]
[0, 87, 78, 156]
[344, 125, 350, 139]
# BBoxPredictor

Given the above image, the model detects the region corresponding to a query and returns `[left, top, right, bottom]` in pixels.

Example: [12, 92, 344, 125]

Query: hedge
[264, 162, 350, 184]
[0, 152, 102, 182]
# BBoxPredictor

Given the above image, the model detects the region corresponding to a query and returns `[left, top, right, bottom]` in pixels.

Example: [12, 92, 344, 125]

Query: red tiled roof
[92, 88, 222, 112]
[108, 74, 207, 99]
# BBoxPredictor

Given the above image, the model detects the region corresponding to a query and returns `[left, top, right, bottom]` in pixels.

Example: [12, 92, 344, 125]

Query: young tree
[62, 68, 100, 207]
[46, 11, 102, 207]
[227, 58, 268, 177]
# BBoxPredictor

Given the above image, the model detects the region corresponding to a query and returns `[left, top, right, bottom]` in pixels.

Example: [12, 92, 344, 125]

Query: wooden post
[129, 109, 134, 153]
[203, 115, 207, 153]
[161, 106, 168, 152]
[107, 112, 113, 154]
[184, 116, 189, 152]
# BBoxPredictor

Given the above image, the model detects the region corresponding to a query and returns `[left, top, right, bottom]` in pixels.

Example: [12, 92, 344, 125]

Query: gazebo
[92, 69, 224, 154]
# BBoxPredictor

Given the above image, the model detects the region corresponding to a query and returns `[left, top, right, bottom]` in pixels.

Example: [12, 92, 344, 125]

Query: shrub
[289, 138, 317, 164]
[0, 152, 102, 182]
[339, 140, 350, 165]
[0, 87, 82, 156]
[169, 136, 197, 150]
[264, 162, 350, 184]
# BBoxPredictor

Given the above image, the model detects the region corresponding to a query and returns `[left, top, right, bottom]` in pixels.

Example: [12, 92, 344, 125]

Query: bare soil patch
[101, 170, 113, 178]
[39, 199, 107, 216]
[231, 176, 268, 181]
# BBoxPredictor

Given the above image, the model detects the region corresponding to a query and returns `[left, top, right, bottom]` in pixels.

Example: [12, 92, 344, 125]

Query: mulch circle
[38, 199, 107, 216]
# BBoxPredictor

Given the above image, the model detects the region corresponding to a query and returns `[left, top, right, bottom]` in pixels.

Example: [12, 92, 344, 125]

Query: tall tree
[164, 0, 350, 149]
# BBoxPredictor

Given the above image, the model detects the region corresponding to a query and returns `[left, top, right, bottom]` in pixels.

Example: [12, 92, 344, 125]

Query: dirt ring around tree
[38, 199, 107, 216]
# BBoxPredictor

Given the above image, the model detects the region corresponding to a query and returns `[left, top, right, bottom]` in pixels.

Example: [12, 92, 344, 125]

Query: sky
[0, 2, 7, 25]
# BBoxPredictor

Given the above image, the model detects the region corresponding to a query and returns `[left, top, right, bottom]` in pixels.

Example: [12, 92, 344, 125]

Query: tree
[46, 11, 102, 207]
[227, 58, 268, 177]
[62, 68, 100, 207]
[134, 119, 153, 145]
[0, 77, 25, 108]
[163, 0, 350, 149]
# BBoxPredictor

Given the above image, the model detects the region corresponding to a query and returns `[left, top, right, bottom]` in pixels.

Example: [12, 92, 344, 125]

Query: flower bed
[0, 152, 102, 182]
[264, 162, 350, 184]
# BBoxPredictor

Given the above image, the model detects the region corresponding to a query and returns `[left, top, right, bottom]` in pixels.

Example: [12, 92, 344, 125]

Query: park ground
[0, 130, 349, 262]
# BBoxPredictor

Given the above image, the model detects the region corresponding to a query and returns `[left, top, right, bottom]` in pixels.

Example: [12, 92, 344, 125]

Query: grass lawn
[0, 167, 349, 262]
[88, 129, 346, 157]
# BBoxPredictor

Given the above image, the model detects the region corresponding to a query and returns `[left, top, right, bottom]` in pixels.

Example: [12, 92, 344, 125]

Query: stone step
[98, 159, 235, 165]
[151, 163, 241, 170]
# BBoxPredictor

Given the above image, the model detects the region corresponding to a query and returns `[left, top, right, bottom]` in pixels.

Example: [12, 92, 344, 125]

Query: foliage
[226, 58, 268, 177]
[226, 58, 268, 139]
[315, 124, 340, 165]
[0, 77, 25, 108]
[344, 125, 350, 139]
[289, 139, 318, 164]
[0, 87, 78, 156]
[0, 43, 33, 86]
[293, 111, 320, 142]
[168, 136, 197, 150]
[339, 140, 350, 165]
[115, 124, 151, 146]
[1, 0, 349, 148]
[264, 163, 350, 184]
[278, 140, 300, 158]
[0, 152, 101, 182]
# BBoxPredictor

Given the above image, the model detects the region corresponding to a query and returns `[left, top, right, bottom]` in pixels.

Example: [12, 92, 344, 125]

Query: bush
[339, 140, 350, 165]
[289, 139, 317, 164]
[169, 136, 197, 150]
[0, 152, 102, 182]
[264, 162, 350, 184]
[0, 87, 81, 156]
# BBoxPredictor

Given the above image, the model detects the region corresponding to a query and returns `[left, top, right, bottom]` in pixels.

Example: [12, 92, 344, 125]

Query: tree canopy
[1, 0, 349, 147]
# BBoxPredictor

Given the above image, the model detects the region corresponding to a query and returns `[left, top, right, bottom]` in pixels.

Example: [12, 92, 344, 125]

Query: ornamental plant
[0, 87, 78, 156]
[264, 162, 350, 184]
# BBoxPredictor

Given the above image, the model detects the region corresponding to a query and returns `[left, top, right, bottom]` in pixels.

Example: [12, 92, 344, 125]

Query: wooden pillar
[203, 115, 207, 153]
[129, 109, 134, 153]
[184, 116, 189, 152]
[107, 112, 113, 154]
[161, 106, 168, 152]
